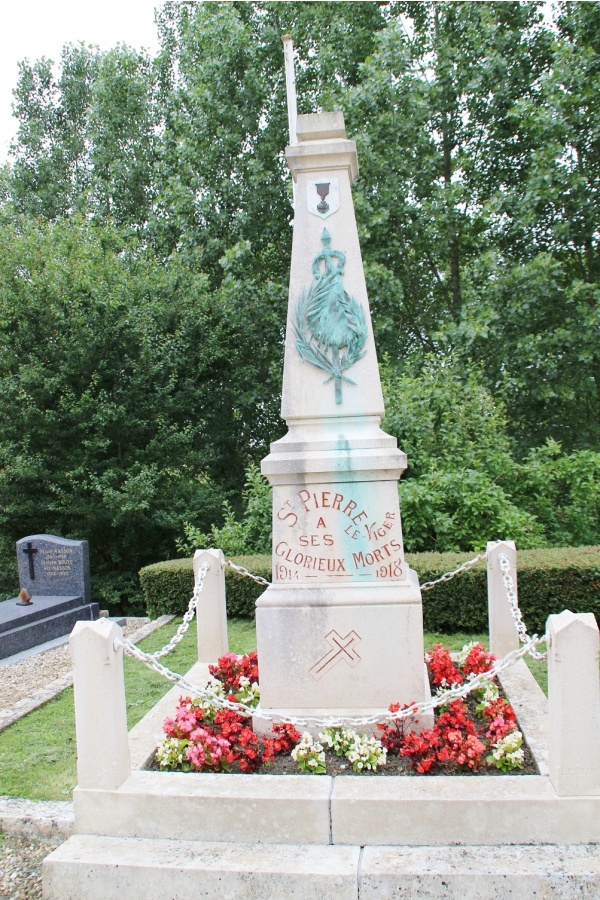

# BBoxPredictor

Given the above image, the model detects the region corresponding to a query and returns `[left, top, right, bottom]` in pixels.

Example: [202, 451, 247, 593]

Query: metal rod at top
[282, 35, 298, 146]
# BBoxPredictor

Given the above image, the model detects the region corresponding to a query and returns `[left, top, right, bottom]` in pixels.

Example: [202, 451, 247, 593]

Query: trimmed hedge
[139, 555, 271, 620]
[139, 547, 600, 635]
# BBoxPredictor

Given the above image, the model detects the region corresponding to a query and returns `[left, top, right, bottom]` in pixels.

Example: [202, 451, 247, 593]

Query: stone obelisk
[255, 111, 431, 729]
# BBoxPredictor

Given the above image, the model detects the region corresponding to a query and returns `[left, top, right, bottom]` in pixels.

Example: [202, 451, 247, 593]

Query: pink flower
[186, 743, 206, 769]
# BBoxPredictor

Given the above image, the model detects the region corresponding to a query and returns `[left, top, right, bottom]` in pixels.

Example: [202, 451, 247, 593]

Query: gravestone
[254, 112, 432, 730]
[17, 534, 91, 604]
[0, 534, 98, 660]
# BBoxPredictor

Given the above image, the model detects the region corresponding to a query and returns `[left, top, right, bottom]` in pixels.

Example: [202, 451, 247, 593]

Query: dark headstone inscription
[0, 534, 97, 660]
[16, 534, 91, 604]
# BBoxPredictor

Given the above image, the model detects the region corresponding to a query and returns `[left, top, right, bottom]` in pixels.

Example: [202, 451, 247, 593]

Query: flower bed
[151, 644, 537, 776]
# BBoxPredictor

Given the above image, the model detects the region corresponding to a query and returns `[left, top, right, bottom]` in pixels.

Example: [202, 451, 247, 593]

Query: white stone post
[69, 619, 130, 790]
[487, 540, 519, 658]
[194, 549, 228, 663]
[547, 610, 600, 796]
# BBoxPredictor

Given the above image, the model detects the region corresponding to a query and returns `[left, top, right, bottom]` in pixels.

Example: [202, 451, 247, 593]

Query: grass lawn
[0, 619, 547, 802]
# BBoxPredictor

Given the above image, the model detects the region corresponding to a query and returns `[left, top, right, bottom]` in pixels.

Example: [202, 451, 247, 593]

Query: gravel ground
[0, 834, 62, 899]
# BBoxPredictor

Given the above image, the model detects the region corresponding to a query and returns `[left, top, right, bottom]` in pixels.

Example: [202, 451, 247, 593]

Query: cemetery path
[0, 618, 159, 732]
[0, 642, 74, 711]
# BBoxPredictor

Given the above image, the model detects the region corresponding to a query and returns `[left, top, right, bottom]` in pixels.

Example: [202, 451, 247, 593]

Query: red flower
[270, 723, 301, 754]
[209, 651, 259, 693]
[381, 698, 486, 773]
[426, 644, 463, 686]
[462, 643, 495, 676]
[378, 703, 419, 755]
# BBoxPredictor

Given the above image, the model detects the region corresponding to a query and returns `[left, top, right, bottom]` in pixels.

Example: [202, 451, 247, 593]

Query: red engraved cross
[308, 630, 362, 680]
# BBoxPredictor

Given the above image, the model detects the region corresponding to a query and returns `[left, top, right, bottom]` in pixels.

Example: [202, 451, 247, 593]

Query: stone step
[74, 770, 333, 845]
[43, 835, 360, 899]
[359, 844, 600, 898]
[42, 836, 600, 899]
[0, 601, 99, 659]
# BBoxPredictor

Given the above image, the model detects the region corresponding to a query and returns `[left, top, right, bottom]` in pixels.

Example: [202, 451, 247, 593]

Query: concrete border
[68, 652, 600, 848]
[43, 646, 600, 897]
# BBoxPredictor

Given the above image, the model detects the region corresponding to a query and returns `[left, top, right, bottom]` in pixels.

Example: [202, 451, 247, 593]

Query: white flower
[456, 642, 478, 666]
[489, 730, 524, 770]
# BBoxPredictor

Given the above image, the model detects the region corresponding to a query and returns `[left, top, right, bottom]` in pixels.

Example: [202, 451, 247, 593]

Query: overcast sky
[0, 0, 161, 163]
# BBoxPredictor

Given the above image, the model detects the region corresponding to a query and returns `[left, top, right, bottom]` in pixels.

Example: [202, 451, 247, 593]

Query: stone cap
[296, 112, 346, 142]
[286, 136, 358, 182]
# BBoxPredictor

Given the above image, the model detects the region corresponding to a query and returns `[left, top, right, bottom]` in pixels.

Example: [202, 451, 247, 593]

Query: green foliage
[400, 470, 544, 554]
[9, 45, 98, 219]
[414, 546, 600, 634]
[452, 254, 600, 452]
[179, 505, 248, 559]
[382, 355, 528, 555]
[139, 559, 193, 618]
[512, 440, 600, 548]
[382, 357, 599, 551]
[175, 358, 600, 556]
[344, 1, 599, 449]
[0, 214, 279, 607]
[381, 356, 514, 480]
[2, 2, 600, 584]
[178, 464, 272, 558]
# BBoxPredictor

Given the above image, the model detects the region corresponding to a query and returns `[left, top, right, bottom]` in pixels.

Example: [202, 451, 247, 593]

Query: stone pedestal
[547, 610, 600, 796]
[255, 113, 430, 730]
[194, 549, 228, 664]
[487, 540, 520, 658]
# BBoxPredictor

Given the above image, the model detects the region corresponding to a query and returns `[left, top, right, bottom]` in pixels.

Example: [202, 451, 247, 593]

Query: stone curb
[0, 797, 74, 839]
[0, 615, 175, 734]
[0, 672, 75, 733]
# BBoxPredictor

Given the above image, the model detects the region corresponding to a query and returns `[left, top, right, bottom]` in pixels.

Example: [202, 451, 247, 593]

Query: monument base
[255, 569, 432, 729]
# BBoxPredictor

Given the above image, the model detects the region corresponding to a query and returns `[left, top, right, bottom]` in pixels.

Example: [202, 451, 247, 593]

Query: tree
[10, 44, 99, 219]
[343, 2, 598, 451]
[448, 1, 600, 449]
[86, 45, 157, 226]
[0, 212, 282, 606]
[10, 42, 158, 229]
[2, 1, 599, 588]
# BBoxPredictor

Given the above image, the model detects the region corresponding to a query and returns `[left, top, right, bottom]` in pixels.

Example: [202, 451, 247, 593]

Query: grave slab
[0, 534, 98, 660]
[0, 596, 98, 659]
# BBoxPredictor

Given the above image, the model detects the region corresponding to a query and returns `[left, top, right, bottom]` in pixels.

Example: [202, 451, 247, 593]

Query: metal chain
[225, 551, 490, 593]
[115, 543, 549, 727]
[115, 635, 259, 718]
[498, 552, 548, 661]
[114, 628, 545, 729]
[147, 563, 209, 660]
[420, 550, 488, 591]
[225, 559, 271, 586]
